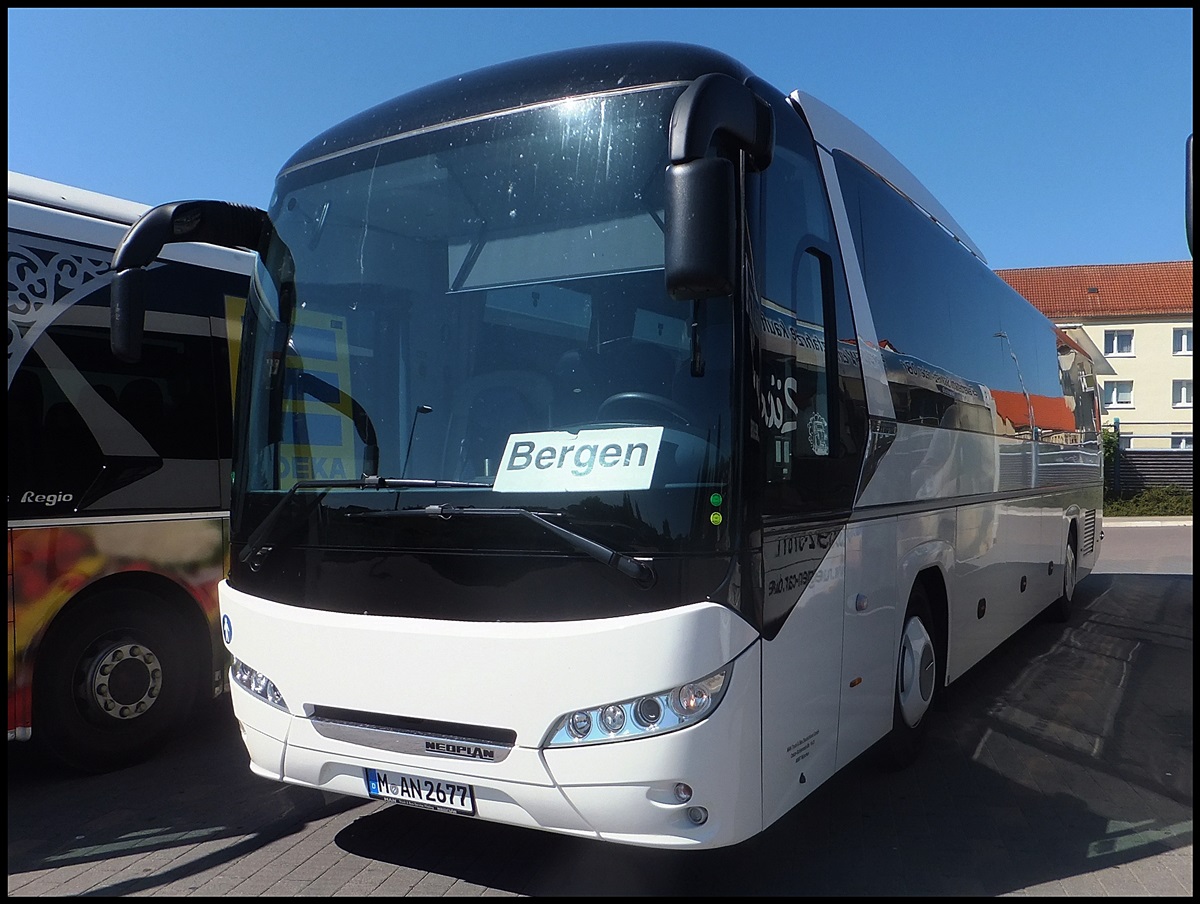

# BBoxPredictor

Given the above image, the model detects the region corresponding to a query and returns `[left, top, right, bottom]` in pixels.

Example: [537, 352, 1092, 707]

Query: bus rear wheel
[1046, 525, 1078, 623]
[876, 583, 938, 772]
[32, 593, 200, 773]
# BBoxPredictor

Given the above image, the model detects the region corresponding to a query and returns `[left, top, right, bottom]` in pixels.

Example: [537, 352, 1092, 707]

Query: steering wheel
[596, 392, 692, 426]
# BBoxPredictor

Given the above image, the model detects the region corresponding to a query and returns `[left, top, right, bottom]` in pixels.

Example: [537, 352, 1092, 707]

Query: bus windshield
[233, 85, 735, 571]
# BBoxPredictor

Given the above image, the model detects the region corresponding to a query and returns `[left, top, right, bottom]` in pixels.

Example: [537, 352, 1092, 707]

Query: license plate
[364, 768, 476, 815]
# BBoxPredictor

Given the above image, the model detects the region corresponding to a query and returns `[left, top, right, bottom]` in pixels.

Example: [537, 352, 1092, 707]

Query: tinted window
[748, 89, 866, 517]
[8, 232, 246, 519]
[835, 151, 1065, 435]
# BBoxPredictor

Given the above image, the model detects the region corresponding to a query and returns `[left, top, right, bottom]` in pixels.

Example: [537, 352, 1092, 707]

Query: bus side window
[753, 107, 833, 467]
[118, 378, 167, 453]
[8, 369, 45, 485]
[44, 399, 100, 479]
[752, 88, 866, 515]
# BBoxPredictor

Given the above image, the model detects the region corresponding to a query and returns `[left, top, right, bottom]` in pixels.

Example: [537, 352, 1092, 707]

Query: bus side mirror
[665, 157, 736, 300]
[663, 72, 773, 302]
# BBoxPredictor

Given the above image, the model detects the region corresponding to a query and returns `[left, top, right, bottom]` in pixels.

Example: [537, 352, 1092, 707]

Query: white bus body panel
[837, 518, 905, 769]
[856, 423, 1002, 507]
[758, 529, 848, 827]
[220, 581, 765, 848]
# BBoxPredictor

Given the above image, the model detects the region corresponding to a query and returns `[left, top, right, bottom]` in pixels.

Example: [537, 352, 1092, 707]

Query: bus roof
[281, 42, 752, 177]
[8, 171, 150, 227]
[790, 91, 985, 263]
[276, 43, 985, 265]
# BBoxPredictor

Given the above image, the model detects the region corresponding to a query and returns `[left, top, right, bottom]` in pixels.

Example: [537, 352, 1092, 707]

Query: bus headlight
[542, 664, 731, 748]
[231, 657, 289, 711]
[673, 680, 713, 716]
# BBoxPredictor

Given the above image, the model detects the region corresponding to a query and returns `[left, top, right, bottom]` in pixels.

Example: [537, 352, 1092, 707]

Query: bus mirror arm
[110, 268, 146, 363]
[667, 73, 773, 170]
[110, 200, 271, 362]
[112, 200, 271, 272]
[664, 73, 774, 301]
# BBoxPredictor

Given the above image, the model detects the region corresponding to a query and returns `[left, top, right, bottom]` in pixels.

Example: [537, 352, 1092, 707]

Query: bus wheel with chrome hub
[32, 591, 202, 773]
[86, 638, 165, 720]
[876, 582, 939, 771]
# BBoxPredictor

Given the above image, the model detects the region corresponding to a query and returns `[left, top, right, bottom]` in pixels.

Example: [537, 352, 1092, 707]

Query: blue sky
[7, 8, 1193, 270]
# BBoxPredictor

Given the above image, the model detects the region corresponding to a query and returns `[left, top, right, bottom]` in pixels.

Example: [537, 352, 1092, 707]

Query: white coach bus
[104, 43, 1103, 847]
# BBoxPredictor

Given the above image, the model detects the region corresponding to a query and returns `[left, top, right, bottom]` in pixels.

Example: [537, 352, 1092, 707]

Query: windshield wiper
[238, 477, 492, 566]
[358, 504, 657, 589]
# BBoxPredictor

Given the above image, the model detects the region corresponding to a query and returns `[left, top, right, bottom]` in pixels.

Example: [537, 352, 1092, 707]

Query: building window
[1103, 329, 1134, 356]
[1171, 434, 1193, 450]
[1103, 380, 1133, 408]
[1173, 380, 1193, 408]
[1174, 328, 1193, 355]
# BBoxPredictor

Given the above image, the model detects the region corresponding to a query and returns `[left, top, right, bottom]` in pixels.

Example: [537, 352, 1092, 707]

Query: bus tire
[32, 592, 201, 774]
[1046, 524, 1078, 624]
[876, 582, 938, 772]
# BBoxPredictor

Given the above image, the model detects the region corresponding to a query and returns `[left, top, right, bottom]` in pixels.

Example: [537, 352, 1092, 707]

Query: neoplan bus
[7, 172, 252, 772]
[107, 43, 1104, 848]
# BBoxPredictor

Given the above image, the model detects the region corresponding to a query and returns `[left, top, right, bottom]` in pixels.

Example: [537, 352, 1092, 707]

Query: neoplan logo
[425, 740, 497, 760]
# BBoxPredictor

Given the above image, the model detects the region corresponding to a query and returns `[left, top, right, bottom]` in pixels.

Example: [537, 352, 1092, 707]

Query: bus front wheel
[877, 583, 938, 772]
[32, 593, 201, 773]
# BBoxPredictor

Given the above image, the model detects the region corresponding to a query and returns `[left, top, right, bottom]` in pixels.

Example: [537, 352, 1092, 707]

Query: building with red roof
[997, 261, 1194, 450]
